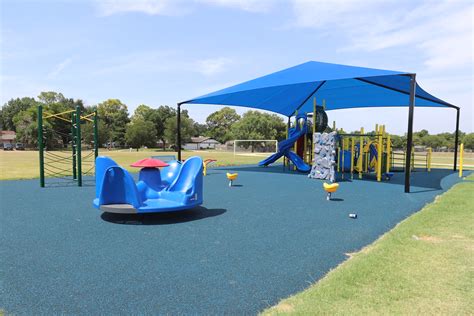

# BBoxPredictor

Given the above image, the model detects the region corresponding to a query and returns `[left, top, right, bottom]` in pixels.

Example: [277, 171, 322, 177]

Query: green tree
[422, 135, 447, 149]
[125, 119, 157, 150]
[164, 110, 196, 148]
[412, 129, 429, 146]
[12, 106, 56, 148]
[38, 91, 66, 105]
[36, 92, 85, 147]
[437, 132, 461, 150]
[132, 104, 155, 122]
[82, 120, 110, 149]
[1, 97, 38, 131]
[462, 133, 474, 150]
[38, 91, 85, 112]
[130, 104, 180, 149]
[156, 105, 176, 149]
[390, 134, 406, 149]
[231, 110, 286, 141]
[205, 107, 241, 143]
[415, 129, 429, 138]
[96, 99, 130, 145]
[193, 122, 208, 137]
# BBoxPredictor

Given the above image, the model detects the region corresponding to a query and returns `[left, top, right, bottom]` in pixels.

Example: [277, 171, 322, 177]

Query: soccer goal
[233, 140, 278, 156]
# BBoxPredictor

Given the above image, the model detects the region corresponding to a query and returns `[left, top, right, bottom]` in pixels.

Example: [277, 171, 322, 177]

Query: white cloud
[197, 0, 274, 13]
[195, 57, 233, 76]
[95, 0, 273, 16]
[96, 0, 188, 16]
[47, 58, 73, 79]
[290, 0, 473, 72]
[93, 50, 233, 78]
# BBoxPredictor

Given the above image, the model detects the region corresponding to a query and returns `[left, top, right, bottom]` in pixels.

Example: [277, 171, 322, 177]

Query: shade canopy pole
[177, 103, 182, 161]
[453, 108, 460, 171]
[404, 74, 416, 193]
[285, 116, 291, 170]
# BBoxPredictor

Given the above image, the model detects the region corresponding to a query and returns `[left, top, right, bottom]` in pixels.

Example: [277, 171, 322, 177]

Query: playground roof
[180, 61, 456, 116]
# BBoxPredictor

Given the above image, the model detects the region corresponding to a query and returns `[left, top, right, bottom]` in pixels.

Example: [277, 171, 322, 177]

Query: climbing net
[38, 105, 98, 187]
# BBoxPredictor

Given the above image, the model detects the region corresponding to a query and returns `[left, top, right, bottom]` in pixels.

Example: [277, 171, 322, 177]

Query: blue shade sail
[182, 61, 455, 116]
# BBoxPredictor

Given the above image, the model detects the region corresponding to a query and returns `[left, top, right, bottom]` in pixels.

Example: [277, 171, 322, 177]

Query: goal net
[233, 140, 278, 156]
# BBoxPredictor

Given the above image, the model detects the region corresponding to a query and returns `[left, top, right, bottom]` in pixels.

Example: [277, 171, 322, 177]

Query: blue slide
[259, 123, 311, 172]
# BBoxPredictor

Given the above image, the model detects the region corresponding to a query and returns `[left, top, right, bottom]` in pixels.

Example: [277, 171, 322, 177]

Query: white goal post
[233, 140, 279, 156]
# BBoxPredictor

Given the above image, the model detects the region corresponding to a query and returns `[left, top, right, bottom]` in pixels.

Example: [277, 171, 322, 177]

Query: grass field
[0, 149, 271, 180]
[0, 149, 472, 180]
[263, 173, 474, 315]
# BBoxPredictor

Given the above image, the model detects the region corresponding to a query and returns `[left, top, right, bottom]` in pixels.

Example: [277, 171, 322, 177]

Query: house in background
[0, 131, 16, 145]
[183, 136, 221, 150]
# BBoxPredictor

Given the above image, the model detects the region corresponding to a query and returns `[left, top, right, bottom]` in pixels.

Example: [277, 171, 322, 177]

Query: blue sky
[1, 0, 472, 134]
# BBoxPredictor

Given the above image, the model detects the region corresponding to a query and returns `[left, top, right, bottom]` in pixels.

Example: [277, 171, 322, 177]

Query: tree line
[1, 91, 472, 150]
[0, 92, 287, 150]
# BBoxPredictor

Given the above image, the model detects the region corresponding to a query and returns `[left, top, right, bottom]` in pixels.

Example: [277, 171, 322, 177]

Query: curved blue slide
[259, 125, 311, 172]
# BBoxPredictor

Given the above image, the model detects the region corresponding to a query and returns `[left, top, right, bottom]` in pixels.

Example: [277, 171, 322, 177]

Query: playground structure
[94, 156, 203, 213]
[335, 124, 432, 182]
[258, 112, 311, 172]
[459, 143, 465, 178]
[38, 105, 98, 187]
[256, 96, 434, 182]
[177, 61, 462, 193]
[259, 99, 328, 173]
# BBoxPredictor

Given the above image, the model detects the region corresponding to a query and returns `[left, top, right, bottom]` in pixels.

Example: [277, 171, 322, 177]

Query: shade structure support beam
[356, 76, 458, 109]
[291, 81, 326, 116]
[453, 108, 460, 171]
[404, 74, 416, 193]
[285, 116, 291, 170]
[177, 103, 182, 161]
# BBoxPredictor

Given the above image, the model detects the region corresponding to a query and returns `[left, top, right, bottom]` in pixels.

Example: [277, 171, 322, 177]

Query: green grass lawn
[0, 149, 472, 181]
[0, 149, 471, 181]
[0, 149, 270, 180]
[263, 174, 474, 315]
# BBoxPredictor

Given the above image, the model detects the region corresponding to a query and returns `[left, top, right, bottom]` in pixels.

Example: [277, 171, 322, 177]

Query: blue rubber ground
[0, 166, 468, 314]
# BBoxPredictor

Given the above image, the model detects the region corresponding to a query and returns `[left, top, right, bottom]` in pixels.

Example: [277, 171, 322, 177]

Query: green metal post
[71, 112, 77, 180]
[75, 106, 82, 186]
[93, 110, 99, 160]
[38, 105, 45, 187]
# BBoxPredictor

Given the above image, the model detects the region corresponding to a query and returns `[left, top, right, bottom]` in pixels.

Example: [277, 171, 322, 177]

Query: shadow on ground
[100, 206, 226, 225]
[217, 165, 455, 191]
[347, 169, 454, 190]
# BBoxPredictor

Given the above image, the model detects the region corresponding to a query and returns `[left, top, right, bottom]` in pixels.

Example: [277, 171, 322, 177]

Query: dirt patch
[274, 303, 295, 313]
[412, 235, 442, 243]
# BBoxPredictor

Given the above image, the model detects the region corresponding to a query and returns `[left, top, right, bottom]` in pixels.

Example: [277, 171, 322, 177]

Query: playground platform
[0, 166, 469, 314]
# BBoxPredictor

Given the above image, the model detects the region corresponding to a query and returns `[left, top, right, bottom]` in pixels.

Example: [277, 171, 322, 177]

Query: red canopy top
[130, 158, 169, 168]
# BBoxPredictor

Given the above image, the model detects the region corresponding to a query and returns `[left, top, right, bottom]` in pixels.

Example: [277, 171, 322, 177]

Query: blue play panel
[0, 166, 468, 314]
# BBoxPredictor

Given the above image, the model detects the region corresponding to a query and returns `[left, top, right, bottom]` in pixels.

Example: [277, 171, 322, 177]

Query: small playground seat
[323, 182, 339, 201]
[97, 166, 142, 209]
[93, 156, 203, 214]
[139, 168, 164, 190]
[95, 156, 118, 198]
[323, 182, 339, 193]
[160, 160, 182, 186]
[160, 157, 204, 204]
[226, 172, 238, 187]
